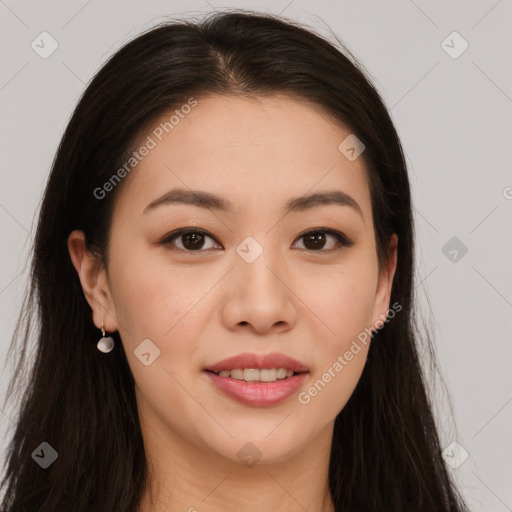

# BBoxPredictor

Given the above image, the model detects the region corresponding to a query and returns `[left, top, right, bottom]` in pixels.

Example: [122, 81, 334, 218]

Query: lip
[203, 352, 309, 407]
[203, 352, 309, 373]
[204, 371, 309, 407]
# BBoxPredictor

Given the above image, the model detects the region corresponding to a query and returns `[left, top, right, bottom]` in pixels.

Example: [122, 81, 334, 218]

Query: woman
[0, 10, 469, 512]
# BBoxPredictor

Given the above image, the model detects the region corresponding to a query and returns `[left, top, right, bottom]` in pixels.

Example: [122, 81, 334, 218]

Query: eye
[160, 228, 353, 253]
[293, 229, 353, 252]
[160, 229, 221, 252]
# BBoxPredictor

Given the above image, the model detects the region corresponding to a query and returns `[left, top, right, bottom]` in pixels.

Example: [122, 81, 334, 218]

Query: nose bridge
[234, 234, 286, 296]
[222, 234, 297, 332]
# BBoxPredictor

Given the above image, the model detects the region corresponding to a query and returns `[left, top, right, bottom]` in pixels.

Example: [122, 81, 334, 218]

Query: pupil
[304, 232, 325, 250]
[180, 232, 327, 251]
[183, 232, 204, 250]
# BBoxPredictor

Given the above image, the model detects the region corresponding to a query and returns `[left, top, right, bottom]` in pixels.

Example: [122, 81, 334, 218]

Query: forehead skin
[110, 94, 373, 248]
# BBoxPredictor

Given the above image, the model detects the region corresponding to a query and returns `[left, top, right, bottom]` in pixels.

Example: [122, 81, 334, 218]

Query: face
[71, 94, 397, 466]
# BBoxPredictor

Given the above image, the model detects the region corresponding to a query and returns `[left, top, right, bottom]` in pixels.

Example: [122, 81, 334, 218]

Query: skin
[68, 94, 398, 512]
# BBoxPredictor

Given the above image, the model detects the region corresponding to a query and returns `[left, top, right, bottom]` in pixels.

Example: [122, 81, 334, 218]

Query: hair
[1, 9, 469, 512]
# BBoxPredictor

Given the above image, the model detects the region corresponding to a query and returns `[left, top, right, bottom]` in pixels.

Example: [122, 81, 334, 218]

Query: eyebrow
[143, 187, 363, 218]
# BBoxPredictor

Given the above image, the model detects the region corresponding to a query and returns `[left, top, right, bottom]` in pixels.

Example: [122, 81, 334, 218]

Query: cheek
[108, 249, 210, 345]
[299, 343, 369, 424]
[298, 270, 375, 418]
[297, 258, 377, 416]
[108, 254, 207, 399]
[306, 260, 378, 348]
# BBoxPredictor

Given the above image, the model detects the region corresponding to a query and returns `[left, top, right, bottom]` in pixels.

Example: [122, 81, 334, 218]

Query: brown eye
[294, 229, 353, 251]
[303, 231, 327, 250]
[181, 231, 206, 250]
[160, 228, 353, 254]
[161, 229, 221, 252]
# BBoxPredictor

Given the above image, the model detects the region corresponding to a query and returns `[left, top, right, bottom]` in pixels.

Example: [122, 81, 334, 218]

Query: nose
[220, 245, 298, 335]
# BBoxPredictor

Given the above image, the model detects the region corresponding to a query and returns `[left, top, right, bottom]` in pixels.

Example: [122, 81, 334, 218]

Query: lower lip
[204, 371, 308, 407]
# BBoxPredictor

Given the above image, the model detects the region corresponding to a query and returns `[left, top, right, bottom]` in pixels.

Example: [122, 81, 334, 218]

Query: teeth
[276, 368, 287, 379]
[216, 368, 295, 382]
[230, 369, 244, 379]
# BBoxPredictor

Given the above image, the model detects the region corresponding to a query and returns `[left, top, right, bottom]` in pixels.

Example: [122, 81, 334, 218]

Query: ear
[371, 233, 398, 330]
[67, 229, 118, 333]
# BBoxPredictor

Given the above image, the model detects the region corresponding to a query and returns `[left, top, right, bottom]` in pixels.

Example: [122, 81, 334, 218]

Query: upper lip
[204, 352, 309, 373]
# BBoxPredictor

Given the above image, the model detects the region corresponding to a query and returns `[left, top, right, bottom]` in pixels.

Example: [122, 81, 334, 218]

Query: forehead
[115, 94, 371, 220]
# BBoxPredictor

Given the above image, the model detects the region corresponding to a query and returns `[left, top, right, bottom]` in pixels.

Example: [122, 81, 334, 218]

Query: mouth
[202, 352, 309, 407]
[204, 368, 305, 382]
[203, 352, 309, 375]
[203, 369, 309, 407]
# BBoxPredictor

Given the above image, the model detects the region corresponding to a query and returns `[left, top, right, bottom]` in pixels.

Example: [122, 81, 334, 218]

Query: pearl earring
[97, 323, 115, 353]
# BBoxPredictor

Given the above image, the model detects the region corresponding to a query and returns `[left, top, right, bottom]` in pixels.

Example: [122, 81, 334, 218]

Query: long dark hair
[1, 10, 469, 511]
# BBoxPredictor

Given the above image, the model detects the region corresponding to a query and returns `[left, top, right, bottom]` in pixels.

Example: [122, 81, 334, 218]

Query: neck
[137, 414, 336, 512]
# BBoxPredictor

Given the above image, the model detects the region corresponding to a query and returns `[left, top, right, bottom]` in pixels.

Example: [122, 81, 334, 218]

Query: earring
[97, 323, 115, 353]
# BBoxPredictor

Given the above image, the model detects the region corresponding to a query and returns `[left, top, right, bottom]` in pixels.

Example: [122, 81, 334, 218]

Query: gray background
[1, 0, 511, 509]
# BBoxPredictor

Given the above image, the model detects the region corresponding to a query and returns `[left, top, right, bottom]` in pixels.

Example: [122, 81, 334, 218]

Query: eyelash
[159, 228, 353, 253]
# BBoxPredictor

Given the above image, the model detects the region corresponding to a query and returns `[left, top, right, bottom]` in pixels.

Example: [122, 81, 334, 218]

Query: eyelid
[159, 227, 353, 252]
[160, 228, 221, 251]
[293, 228, 354, 251]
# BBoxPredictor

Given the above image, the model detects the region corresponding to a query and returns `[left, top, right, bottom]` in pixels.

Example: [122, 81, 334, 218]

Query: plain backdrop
[1, 0, 511, 510]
